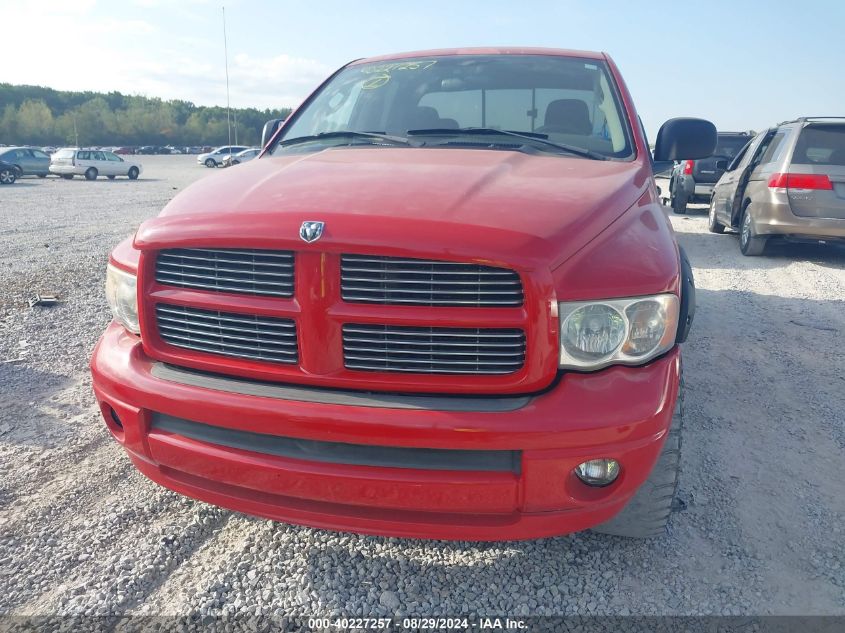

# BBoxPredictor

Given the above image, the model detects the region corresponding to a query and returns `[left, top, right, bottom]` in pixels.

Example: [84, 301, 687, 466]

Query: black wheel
[85, 167, 98, 181]
[707, 197, 726, 234]
[592, 375, 684, 538]
[128, 167, 139, 180]
[205, 158, 217, 168]
[671, 183, 688, 215]
[739, 204, 767, 256]
[37, 174, 47, 178]
[0, 168, 16, 185]
[231, 159, 240, 165]
[107, 175, 116, 180]
[61, 174, 74, 180]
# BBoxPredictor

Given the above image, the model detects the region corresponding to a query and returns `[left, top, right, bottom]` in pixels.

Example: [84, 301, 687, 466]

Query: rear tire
[85, 167, 98, 181]
[128, 167, 139, 180]
[205, 158, 217, 168]
[592, 375, 684, 538]
[61, 174, 74, 180]
[0, 168, 16, 185]
[708, 197, 726, 234]
[37, 174, 47, 178]
[671, 187, 688, 214]
[739, 204, 767, 256]
[107, 175, 116, 180]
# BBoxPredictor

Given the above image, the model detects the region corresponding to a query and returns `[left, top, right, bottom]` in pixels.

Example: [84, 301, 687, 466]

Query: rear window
[54, 149, 74, 159]
[714, 135, 751, 160]
[793, 125, 845, 166]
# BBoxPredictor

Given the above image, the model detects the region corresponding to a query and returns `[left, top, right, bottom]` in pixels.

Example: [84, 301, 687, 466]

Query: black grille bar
[343, 324, 526, 375]
[341, 255, 523, 307]
[156, 248, 294, 297]
[155, 304, 298, 364]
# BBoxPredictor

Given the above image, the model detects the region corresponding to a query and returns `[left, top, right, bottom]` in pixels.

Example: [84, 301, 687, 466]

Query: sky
[1, 0, 844, 138]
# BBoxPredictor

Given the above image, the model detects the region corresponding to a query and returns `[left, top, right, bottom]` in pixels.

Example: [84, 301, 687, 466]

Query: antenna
[222, 6, 232, 148]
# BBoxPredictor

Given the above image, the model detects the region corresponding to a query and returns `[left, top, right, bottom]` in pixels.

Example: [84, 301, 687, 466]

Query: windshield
[271, 55, 634, 160]
[714, 136, 751, 159]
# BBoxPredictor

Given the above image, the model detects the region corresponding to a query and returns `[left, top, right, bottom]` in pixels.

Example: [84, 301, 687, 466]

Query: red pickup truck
[92, 48, 715, 540]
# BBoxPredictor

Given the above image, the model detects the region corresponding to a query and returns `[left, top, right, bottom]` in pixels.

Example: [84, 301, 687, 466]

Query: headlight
[559, 294, 679, 370]
[105, 264, 140, 334]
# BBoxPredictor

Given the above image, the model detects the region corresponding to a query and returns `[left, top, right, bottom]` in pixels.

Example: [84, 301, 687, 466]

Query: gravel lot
[0, 158, 843, 619]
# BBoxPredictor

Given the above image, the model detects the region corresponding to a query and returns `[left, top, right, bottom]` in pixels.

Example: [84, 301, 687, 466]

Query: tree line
[0, 84, 292, 147]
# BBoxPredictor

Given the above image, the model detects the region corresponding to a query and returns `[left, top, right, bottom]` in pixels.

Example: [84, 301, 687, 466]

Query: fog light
[575, 459, 620, 487]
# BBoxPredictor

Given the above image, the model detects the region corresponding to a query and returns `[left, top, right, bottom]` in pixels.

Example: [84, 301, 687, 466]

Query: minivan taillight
[682, 160, 694, 175]
[768, 173, 833, 190]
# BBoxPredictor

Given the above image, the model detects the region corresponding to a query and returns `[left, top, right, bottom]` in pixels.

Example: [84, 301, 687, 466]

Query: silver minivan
[49, 148, 143, 181]
[709, 117, 845, 255]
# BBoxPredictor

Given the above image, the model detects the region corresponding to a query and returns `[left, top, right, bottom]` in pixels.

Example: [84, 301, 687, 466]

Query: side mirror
[261, 118, 285, 148]
[653, 118, 717, 161]
[715, 159, 728, 170]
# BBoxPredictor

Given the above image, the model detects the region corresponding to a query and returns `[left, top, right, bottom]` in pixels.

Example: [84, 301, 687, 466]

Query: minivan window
[274, 55, 634, 160]
[793, 125, 845, 166]
[78, 151, 90, 160]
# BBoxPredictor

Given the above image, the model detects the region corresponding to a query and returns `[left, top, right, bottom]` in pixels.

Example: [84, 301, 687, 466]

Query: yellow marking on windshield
[360, 60, 437, 89]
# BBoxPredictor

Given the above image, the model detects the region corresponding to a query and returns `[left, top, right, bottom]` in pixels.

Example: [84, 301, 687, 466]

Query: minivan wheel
[708, 198, 726, 234]
[739, 205, 767, 256]
[592, 374, 684, 538]
[128, 167, 139, 180]
[61, 174, 74, 180]
[107, 175, 116, 180]
[205, 158, 217, 168]
[0, 168, 16, 185]
[85, 167, 98, 181]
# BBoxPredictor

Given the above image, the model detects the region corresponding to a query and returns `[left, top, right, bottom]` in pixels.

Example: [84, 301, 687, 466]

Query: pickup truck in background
[669, 131, 752, 214]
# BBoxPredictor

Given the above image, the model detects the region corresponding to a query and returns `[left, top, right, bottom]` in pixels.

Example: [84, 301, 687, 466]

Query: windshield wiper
[407, 127, 607, 160]
[277, 131, 409, 149]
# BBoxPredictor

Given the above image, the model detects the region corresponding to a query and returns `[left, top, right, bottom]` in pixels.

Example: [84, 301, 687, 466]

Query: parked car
[42, 146, 58, 155]
[113, 147, 134, 155]
[708, 117, 845, 255]
[49, 148, 143, 180]
[0, 159, 18, 184]
[197, 145, 249, 167]
[92, 47, 715, 540]
[668, 131, 752, 214]
[0, 146, 52, 177]
[222, 147, 261, 167]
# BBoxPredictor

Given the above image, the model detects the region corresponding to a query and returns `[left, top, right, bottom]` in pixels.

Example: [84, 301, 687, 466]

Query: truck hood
[138, 147, 650, 270]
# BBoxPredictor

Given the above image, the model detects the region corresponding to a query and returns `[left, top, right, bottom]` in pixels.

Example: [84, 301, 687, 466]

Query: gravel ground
[0, 159, 842, 619]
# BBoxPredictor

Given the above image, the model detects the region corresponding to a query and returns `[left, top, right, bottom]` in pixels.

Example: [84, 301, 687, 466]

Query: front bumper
[91, 322, 680, 541]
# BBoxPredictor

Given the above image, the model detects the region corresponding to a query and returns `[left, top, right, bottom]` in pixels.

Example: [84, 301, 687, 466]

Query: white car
[49, 148, 143, 181]
[197, 145, 250, 168]
[222, 147, 261, 167]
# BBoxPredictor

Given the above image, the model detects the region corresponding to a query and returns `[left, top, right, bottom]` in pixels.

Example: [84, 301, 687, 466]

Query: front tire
[708, 198, 726, 234]
[128, 167, 139, 180]
[61, 174, 74, 180]
[107, 175, 116, 180]
[85, 167, 98, 181]
[0, 168, 16, 185]
[205, 158, 217, 168]
[739, 204, 767, 256]
[592, 376, 684, 538]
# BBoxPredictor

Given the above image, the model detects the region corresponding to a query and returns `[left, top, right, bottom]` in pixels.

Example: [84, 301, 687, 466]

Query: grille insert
[156, 248, 294, 297]
[341, 255, 523, 306]
[156, 304, 298, 364]
[343, 324, 525, 374]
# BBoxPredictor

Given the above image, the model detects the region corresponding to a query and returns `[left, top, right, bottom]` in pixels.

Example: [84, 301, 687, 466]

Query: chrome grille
[340, 255, 523, 306]
[343, 324, 525, 374]
[155, 248, 294, 297]
[155, 304, 298, 364]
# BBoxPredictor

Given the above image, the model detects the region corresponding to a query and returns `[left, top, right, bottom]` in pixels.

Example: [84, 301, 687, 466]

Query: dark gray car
[0, 146, 52, 177]
[708, 117, 845, 255]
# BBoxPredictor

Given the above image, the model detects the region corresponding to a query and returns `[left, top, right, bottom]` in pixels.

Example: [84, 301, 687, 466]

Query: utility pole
[223, 6, 232, 148]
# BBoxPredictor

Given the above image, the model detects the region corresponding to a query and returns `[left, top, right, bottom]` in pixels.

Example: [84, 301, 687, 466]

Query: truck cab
[92, 48, 714, 540]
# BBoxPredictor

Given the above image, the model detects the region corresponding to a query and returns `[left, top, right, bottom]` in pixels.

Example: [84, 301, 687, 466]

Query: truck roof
[349, 47, 608, 66]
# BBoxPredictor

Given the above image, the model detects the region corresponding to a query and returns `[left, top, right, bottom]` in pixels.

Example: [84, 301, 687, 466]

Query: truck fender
[676, 245, 695, 344]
